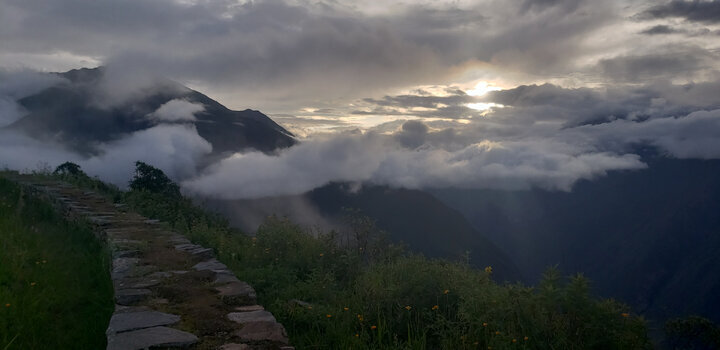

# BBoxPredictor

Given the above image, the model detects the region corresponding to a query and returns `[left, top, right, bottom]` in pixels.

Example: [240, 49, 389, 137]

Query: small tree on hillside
[53, 162, 88, 178]
[129, 161, 180, 197]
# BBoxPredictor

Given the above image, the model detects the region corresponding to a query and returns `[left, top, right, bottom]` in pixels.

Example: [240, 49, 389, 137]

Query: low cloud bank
[3, 72, 720, 199]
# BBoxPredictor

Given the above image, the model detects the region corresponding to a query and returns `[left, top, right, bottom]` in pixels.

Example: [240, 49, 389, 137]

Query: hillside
[430, 157, 720, 324]
[6, 67, 295, 160]
[200, 183, 522, 282]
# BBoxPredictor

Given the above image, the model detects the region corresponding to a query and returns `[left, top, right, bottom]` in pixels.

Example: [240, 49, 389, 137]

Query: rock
[106, 326, 198, 350]
[227, 310, 277, 324]
[193, 259, 228, 271]
[235, 305, 264, 312]
[235, 321, 289, 344]
[289, 299, 311, 308]
[106, 310, 180, 334]
[216, 282, 257, 305]
[113, 250, 140, 259]
[219, 344, 250, 350]
[115, 288, 152, 305]
[112, 258, 139, 280]
[214, 271, 240, 284]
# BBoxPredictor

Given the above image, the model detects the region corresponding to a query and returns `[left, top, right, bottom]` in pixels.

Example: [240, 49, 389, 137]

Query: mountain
[6, 67, 295, 159]
[201, 183, 522, 282]
[429, 157, 720, 323]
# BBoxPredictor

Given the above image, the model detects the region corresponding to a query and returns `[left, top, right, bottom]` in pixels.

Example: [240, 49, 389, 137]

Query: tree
[129, 161, 180, 197]
[53, 162, 87, 178]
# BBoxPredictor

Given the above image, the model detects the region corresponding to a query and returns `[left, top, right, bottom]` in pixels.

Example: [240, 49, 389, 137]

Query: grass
[0, 176, 114, 350]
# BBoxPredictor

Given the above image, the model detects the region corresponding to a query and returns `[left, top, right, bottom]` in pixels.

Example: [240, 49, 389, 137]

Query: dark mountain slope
[308, 184, 522, 282]
[202, 183, 522, 282]
[430, 158, 720, 323]
[7, 67, 295, 158]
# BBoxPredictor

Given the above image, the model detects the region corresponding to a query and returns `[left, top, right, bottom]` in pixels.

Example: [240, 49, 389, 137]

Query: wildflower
[371, 325, 377, 330]
[621, 312, 630, 318]
[405, 305, 412, 311]
[357, 314, 363, 321]
[4, 303, 9, 308]
[42, 260, 46, 264]
[355, 333, 359, 337]
[319, 253, 324, 257]
[474, 342, 479, 345]
[484, 266, 493, 274]
[30, 282, 36, 286]
[443, 289, 450, 294]
[482, 322, 488, 327]
[524, 336, 529, 341]
[326, 314, 332, 318]
[432, 305, 439, 311]
[35, 261, 40, 265]
[495, 331, 500, 335]
[344, 307, 349, 311]
[307, 306, 313, 310]
[512, 339, 517, 343]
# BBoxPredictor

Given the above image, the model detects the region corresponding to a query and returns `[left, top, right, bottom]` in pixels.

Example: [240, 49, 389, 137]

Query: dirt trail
[22, 179, 293, 350]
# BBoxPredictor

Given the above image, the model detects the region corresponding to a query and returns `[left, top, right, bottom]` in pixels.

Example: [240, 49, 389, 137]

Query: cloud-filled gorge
[2, 0, 720, 199]
[3, 67, 720, 199]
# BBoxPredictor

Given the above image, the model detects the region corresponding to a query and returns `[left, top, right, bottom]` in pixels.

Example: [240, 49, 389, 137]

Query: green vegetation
[0, 176, 114, 349]
[118, 162, 651, 349]
[665, 316, 720, 349]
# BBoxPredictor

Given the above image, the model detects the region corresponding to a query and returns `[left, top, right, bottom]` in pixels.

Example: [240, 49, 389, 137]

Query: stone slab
[235, 321, 289, 344]
[106, 310, 180, 334]
[193, 259, 228, 271]
[227, 310, 276, 324]
[106, 326, 198, 350]
[115, 288, 151, 305]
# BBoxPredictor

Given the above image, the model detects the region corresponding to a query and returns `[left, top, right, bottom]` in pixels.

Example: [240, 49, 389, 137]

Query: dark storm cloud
[638, 0, 720, 24]
[0, 0, 626, 106]
[640, 25, 682, 35]
[596, 47, 718, 83]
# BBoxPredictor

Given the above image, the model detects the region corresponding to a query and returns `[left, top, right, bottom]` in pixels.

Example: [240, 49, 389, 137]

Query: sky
[1, 0, 720, 198]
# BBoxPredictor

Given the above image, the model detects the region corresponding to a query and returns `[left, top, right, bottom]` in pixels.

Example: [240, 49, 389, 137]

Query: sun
[466, 81, 502, 96]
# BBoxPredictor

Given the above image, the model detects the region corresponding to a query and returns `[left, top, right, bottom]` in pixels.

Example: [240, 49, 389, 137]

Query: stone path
[22, 180, 293, 350]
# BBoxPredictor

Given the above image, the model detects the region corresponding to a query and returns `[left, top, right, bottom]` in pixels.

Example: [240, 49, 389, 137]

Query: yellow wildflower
[4, 303, 9, 308]
[495, 331, 500, 335]
[512, 339, 517, 343]
[307, 306, 313, 310]
[355, 333, 359, 337]
[484, 266, 493, 274]
[344, 307, 349, 311]
[524, 336, 529, 341]
[405, 305, 412, 311]
[30, 282, 36, 286]
[482, 322, 488, 327]
[371, 325, 377, 330]
[443, 289, 450, 294]
[326, 314, 332, 318]
[432, 305, 439, 311]
[621, 312, 630, 318]
[357, 314, 363, 321]
[319, 253, 324, 257]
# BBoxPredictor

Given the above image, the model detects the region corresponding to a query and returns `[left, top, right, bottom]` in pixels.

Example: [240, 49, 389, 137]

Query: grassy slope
[0, 176, 113, 350]
[121, 188, 651, 349]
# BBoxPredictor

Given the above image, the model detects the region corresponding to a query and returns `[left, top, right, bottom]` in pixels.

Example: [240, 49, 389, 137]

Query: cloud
[182, 128, 646, 199]
[0, 69, 66, 127]
[596, 47, 719, 83]
[0, 123, 212, 186]
[150, 99, 204, 122]
[640, 25, 682, 35]
[638, 0, 720, 24]
[0, 0, 633, 111]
